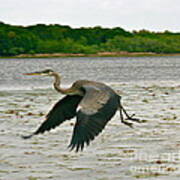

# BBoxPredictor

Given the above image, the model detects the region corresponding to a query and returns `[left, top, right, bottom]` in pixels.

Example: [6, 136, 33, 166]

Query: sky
[0, 0, 180, 32]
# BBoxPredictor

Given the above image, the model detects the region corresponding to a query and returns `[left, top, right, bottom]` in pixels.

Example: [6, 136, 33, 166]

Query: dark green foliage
[0, 22, 180, 56]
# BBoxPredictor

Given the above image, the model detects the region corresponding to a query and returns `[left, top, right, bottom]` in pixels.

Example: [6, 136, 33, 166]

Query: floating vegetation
[142, 99, 149, 103]
[28, 177, 39, 180]
[0, 79, 179, 179]
[0, 170, 9, 174]
[68, 167, 92, 171]
[134, 172, 164, 178]
[162, 115, 177, 121]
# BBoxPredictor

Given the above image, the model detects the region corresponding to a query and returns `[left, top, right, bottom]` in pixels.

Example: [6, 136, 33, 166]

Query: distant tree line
[0, 22, 180, 56]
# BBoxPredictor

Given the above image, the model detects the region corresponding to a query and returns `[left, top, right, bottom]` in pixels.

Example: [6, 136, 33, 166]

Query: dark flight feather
[68, 85, 119, 152]
[22, 95, 82, 138]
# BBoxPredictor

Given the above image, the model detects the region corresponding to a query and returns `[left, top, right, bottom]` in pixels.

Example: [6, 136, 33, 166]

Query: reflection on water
[0, 57, 180, 179]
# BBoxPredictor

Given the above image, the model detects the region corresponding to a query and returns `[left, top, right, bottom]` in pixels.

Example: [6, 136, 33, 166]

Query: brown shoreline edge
[2, 52, 180, 58]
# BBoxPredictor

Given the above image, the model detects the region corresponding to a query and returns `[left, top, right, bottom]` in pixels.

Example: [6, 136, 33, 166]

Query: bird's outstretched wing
[68, 85, 119, 152]
[22, 95, 82, 139]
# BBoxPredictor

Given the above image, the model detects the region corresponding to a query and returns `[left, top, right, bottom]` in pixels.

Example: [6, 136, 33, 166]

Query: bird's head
[24, 69, 55, 76]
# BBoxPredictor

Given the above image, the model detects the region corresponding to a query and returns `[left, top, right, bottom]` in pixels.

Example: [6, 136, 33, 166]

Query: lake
[0, 56, 180, 90]
[0, 56, 180, 180]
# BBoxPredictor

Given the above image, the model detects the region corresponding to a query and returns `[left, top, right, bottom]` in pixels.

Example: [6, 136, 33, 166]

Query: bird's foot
[122, 120, 133, 128]
[125, 114, 141, 123]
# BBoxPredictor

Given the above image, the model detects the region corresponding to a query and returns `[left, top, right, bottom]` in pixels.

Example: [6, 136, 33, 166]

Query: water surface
[0, 56, 180, 90]
[0, 57, 180, 180]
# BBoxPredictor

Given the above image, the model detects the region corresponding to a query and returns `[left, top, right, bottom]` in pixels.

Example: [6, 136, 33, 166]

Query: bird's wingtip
[67, 144, 75, 152]
[21, 134, 34, 139]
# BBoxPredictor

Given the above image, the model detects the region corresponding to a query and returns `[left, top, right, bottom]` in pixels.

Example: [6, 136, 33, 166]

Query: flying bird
[22, 69, 140, 152]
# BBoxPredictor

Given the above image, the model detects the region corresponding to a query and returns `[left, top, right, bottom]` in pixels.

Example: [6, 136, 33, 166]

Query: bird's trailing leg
[119, 103, 141, 128]
[121, 106, 141, 123]
[119, 106, 133, 128]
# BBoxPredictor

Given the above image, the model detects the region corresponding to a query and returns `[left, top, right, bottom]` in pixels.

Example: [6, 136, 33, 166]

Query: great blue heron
[22, 69, 140, 152]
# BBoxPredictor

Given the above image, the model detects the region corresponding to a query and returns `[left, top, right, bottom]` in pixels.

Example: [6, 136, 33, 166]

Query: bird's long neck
[52, 72, 68, 94]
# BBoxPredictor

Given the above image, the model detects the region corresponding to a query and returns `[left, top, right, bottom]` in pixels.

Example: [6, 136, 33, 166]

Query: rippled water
[0, 56, 180, 90]
[0, 57, 180, 180]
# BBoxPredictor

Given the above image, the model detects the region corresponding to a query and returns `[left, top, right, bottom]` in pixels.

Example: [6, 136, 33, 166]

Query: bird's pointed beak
[23, 71, 46, 76]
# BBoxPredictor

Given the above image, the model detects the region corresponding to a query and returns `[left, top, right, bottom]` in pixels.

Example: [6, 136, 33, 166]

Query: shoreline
[1, 52, 180, 58]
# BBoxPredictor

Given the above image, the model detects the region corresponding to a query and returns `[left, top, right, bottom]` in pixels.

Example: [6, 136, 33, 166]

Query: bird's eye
[43, 69, 53, 73]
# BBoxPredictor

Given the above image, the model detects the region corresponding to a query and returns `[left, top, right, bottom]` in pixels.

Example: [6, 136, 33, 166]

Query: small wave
[0, 85, 52, 91]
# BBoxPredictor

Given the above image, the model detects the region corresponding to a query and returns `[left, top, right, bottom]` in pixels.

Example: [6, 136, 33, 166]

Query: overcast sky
[0, 0, 179, 32]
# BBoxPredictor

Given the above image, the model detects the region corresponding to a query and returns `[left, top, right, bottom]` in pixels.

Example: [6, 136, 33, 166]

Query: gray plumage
[22, 70, 140, 152]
